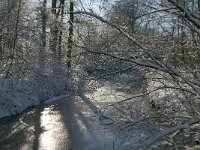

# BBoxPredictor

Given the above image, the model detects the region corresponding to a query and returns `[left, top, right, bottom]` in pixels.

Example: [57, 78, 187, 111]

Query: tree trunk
[50, 0, 59, 74]
[58, 0, 65, 66]
[39, 0, 47, 75]
[67, 0, 74, 68]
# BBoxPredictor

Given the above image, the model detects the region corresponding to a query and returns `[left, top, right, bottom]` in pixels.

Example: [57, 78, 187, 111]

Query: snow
[92, 82, 131, 102]
[0, 78, 40, 118]
[0, 108, 10, 118]
[0, 87, 70, 118]
[0, 68, 80, 119]
[146, 72, 183, 109]
[0, 75, 70, 118]
[44, 95, 69, 104]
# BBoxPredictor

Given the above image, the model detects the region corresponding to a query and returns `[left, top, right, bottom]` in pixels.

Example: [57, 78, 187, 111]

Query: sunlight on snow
[92, 83, 132, 103]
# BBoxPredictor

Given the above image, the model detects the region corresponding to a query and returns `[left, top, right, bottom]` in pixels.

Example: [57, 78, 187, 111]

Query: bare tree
[39, 0, 47, 76]
[50, 0, 59, 73]
[67, 0, 74, 68]
[58, 0, 65, 65]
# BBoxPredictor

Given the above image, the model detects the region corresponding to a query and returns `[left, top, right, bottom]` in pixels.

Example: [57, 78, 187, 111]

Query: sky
[71, 0, 115, 16]
[30, 0, 116, 15]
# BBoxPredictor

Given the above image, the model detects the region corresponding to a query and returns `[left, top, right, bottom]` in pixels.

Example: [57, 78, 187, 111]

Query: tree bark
[58, 0, 65, 65]
[198, 0, 200, 16]
[67, 0, 74, 68]
[50, 0, 59, 74]
[39, 0, 47, 75]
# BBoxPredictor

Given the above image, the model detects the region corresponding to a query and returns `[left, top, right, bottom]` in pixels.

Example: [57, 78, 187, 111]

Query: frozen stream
[0, 78, 146, 150]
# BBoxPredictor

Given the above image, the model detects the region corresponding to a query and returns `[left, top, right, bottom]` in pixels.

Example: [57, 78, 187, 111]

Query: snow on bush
[145, 71, 195, 117]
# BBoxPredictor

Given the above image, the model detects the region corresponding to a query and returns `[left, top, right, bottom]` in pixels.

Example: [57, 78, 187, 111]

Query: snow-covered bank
[0, 75, 70, 118]
[0, 79, 40, 118]
[0, 90, 69, 118]
[44, 95, 69, 104]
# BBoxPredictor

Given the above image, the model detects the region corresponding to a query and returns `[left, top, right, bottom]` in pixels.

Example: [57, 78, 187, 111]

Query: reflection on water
[39, 106, 69, 150]
[0, 103, 71, 150]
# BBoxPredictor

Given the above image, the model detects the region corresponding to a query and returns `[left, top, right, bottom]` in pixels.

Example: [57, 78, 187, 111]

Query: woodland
[0, 0, 200, 149]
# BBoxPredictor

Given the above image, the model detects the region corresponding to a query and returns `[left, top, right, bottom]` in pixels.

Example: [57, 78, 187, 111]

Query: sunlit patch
[39, 107, 69, 150]
[92, 83, 132, 103]
[74, 113, 87, 132]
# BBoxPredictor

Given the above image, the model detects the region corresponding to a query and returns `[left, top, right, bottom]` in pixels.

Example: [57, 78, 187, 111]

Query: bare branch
[167, 0, 200, 29]
[141, 119, 200, 149]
